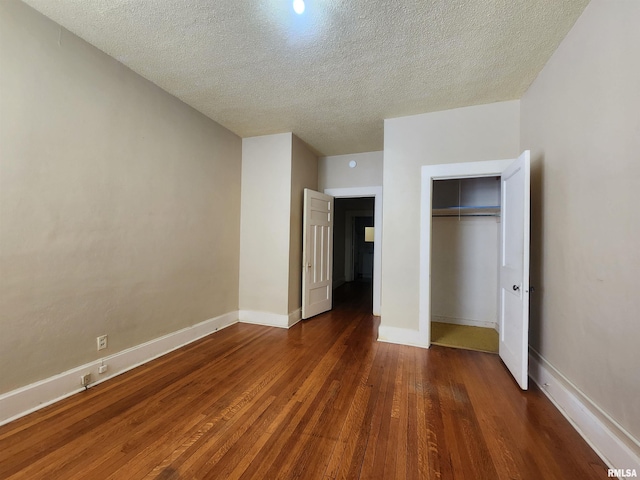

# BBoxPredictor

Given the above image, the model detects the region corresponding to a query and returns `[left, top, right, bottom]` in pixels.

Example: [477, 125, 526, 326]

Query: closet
[430, 177, 501, 353]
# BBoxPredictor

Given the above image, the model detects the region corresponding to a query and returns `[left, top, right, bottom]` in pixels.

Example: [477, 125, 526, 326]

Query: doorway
[324, 187, 382, 316]
[430, 177, 501, 353]
[419, 153, 531, 389]
[337, 198, 375, 284]
[333, 198, 375, 303]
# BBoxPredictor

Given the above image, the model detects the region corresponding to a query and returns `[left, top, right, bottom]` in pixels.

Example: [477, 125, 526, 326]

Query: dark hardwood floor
[0, 281, 609, 479]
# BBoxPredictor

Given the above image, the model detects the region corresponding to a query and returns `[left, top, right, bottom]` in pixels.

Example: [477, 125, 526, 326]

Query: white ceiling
[22, 0, 589, 156]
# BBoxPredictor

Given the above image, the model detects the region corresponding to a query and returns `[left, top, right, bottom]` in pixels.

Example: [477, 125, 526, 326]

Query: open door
[302, 189, 334, 319]
[499, 150, 531, 390]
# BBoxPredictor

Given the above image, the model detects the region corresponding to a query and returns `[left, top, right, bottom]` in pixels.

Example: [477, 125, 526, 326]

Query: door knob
[513, 285, 520, 291]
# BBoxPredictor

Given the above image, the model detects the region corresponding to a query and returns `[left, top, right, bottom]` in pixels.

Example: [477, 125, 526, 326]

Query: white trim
[239, 310, 299, 329]
[288, 308, 302, 328]
[529, 348, 640, 471]
[419, 159, 512, 347]
[377, 325, 429, 349]
[431, 315, 498, 330]
[0, 311, 239, 426]
[324, 186, 382, 316]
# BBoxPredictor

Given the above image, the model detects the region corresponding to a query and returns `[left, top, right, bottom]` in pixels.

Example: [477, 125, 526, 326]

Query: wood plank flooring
[0, 282, 610, 479]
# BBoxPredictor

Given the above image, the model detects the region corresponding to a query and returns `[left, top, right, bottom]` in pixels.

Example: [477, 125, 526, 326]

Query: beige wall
[431, 217, 499, 328]
[239, 134, 292, 316]
[521, 0, 640, 444]
[240, 133, 317, 317]
[381, 101, 520, 331]
[288, 136, 319, 313]
[0, 1, 242, 393]
[318, 151, 383, 191]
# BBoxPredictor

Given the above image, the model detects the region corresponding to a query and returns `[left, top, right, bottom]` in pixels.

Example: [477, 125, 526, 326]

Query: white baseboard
[0, 311, 239, 427]
[377, 325, 429, 349]
[239, 309, 301, 329]
[529, 348, 640, 472]
[432, 314, 498, 330]
[288, 309, 302, 328]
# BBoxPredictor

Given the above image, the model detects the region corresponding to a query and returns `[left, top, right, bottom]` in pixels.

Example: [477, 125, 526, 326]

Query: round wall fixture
[348, 160, 357, 168]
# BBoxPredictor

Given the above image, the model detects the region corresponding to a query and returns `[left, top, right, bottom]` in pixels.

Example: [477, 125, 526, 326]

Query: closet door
[499, 151, 531, 390]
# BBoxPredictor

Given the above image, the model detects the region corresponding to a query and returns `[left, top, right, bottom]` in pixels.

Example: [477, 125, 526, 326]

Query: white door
[499, 150, 531, 390]
[302, 189, 334, 319]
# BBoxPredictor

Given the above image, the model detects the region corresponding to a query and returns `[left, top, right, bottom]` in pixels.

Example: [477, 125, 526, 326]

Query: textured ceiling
[21, 0, 589, 156]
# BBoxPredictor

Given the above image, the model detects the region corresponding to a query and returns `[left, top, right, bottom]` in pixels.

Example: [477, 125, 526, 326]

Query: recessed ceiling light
[293, 0, 305, 15]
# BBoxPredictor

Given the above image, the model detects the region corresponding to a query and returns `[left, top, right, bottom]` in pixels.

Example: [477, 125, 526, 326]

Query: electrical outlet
[98, 364, 108, 374]
[97, 335, 108, 351]
[80, 373, 91, 387]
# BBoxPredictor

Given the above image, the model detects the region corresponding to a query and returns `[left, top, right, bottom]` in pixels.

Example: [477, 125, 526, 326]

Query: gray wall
[521, 0, 640, 445]
[0, 1, 242, 394]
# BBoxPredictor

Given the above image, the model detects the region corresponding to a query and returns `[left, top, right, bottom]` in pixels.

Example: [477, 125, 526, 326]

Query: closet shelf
[432, 206, 500, 217]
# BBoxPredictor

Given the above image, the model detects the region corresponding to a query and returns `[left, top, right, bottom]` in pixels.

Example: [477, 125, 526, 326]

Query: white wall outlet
[97, 335, 108, 351]
[98, 364, 108, 374]
[80, 373, 91, 387]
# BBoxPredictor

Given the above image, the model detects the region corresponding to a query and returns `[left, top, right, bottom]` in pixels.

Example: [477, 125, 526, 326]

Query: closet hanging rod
[432, 213, 500, 217]
[432, 206, 500, 217]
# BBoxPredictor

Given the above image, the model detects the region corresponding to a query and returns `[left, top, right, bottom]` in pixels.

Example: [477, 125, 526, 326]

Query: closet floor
[431, 322, 499, 353]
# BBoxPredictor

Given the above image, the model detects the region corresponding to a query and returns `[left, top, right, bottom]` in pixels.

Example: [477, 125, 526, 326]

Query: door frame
[324, 186, 382, 316]
[419, 160, 512, 346]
